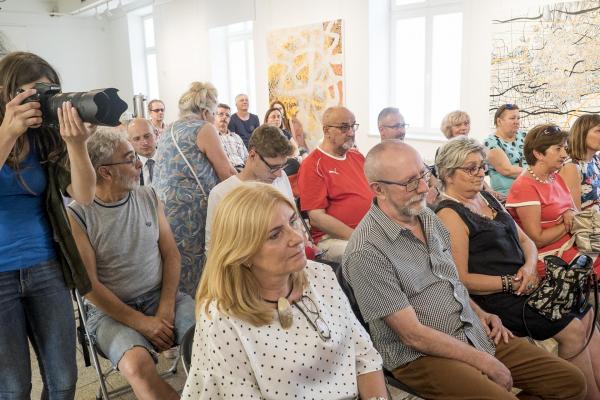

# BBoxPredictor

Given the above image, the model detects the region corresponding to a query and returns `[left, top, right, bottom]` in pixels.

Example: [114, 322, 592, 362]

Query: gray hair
[435, 136, 486, 188]
[87, 128, 129, 179]
[440, 110, 470, 139]
[179, 81, 218, 119]
[377, 107, 401, 126]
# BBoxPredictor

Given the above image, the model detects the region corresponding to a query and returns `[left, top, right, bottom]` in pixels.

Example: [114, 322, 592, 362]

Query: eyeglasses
[216, 112, 231, 118]
[456, 163, 488, 176]
[101, 154, 140, 167]
[150, 108, 165, 113]
[542, 125, 562, 135]
[376, 165, 432, 192]
[257, 152, 288, 173]
[327, 123, 359, 133]
[381, 123, 409, 130]
[294, 295, 331, 342]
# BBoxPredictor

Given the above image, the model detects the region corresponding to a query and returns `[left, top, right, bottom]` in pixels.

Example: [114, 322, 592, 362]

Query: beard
[341, 137, 355, 151]
[399, 193, 426, 217]
[115, 170, 140, 191]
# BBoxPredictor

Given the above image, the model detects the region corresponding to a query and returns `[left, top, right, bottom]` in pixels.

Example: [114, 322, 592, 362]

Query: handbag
[570, 205, 600, 253]
[526, 255, 594, 321]
[523, 254, 598, 359]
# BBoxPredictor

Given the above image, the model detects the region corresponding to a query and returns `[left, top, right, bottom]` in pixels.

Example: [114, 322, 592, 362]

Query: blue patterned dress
[154, 116, 219, 296]
[570, 155, 600, 209]
[484, 131, 527, 195]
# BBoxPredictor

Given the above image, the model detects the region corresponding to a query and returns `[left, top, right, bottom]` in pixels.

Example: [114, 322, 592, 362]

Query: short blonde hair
[196, 183, 308, 326]
[178, 81, 218, 119]
[440, 110, 470, 139]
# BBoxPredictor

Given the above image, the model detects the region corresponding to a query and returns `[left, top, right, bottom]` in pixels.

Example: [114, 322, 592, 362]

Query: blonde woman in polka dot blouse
[182, 183, 387, 399]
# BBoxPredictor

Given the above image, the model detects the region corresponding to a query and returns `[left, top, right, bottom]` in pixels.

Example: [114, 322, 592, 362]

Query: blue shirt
[0, 147, 56, 271]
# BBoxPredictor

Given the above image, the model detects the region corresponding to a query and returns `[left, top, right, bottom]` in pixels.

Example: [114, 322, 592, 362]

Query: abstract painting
[267, 19, 344, 147]
[490, 1, 600, 129]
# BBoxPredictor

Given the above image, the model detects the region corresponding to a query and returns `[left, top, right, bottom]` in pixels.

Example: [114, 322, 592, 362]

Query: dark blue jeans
[0, 260, 77, 400]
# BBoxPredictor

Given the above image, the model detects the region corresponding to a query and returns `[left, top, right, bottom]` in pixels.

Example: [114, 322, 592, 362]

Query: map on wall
[267, 19, 344, 148]
[490, 1, 600, 130]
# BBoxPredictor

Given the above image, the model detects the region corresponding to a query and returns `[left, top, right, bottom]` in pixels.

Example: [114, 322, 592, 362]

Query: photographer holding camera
[0, 52, 96, 399]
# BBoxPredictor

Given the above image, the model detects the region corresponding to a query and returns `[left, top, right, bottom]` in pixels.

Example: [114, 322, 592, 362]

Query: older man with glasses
[297, 106, 373, 264]
[377, 107, 408, 141]
[147, 99, 166, 137]
[213, 103, 248, 171]
[67, 129, 195, 399]
[343, 140, 586, 400]
[205, 124, 295, 249]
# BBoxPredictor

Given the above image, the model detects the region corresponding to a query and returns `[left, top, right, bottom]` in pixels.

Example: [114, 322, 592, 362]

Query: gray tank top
[68, 187, 162, 302]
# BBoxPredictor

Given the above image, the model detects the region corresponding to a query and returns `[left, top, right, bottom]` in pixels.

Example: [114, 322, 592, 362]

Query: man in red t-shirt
[298, 106, 373, 263]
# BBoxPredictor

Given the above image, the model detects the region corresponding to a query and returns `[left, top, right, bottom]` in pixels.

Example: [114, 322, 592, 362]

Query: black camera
[17, 82, 128, 127]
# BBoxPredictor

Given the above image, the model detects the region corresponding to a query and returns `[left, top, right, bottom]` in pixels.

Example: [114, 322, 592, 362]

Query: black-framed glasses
[382, 123, 409, 130]
[327, 123, 359, 133]
[257, 152, 288, 173]
[150, 108, 165, 113]
[456, 163, 488, 176]
[376, 165, 432, 192]
[542, 125, 562, 136]
[294, 295, 331, 342]
[101, 154, 140, 167]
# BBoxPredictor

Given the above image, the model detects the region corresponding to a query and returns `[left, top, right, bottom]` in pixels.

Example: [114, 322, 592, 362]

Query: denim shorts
[86, 288, 195, 367]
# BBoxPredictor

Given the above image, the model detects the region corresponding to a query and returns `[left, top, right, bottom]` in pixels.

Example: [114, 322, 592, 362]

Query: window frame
[142, 13, 159, 100]
[388, 0, 463, 140]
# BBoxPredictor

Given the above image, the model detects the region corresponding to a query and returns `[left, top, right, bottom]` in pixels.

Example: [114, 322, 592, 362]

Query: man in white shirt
[205, 124, 294, 248]
[127, 118, 157, 186]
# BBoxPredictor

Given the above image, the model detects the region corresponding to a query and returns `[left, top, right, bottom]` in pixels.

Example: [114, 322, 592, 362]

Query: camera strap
[170, 124, 207, 197]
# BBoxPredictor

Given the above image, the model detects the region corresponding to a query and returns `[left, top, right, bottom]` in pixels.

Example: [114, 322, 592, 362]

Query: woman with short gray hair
[153, 82, 236, 296]
[435, 136, 600, 398]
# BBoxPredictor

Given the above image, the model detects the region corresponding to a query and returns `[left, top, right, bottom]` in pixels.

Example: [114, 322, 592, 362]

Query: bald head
[127, 118, 157, 158]
[364, 140, 422, 183]
[321, 106, 356, 156]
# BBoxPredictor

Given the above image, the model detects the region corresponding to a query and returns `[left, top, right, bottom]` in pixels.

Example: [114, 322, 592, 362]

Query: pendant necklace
[263, 282, 294, 329]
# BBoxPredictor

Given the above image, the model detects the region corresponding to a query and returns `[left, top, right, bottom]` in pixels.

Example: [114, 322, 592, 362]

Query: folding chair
[180, 323, 196, 376]
[73, 289, 180, 400]
[332, 267, 420, 397]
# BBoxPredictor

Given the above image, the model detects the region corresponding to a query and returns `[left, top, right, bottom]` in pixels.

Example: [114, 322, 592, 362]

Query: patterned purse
[526, 255, 595, 321]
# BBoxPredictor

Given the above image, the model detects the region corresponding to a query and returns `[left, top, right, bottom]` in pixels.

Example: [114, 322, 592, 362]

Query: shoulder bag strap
[170, 124, 207, 197]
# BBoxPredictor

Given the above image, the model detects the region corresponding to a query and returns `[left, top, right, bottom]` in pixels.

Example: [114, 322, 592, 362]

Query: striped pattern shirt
[343, 202, 495, 370]
[219, 130, 248, 168]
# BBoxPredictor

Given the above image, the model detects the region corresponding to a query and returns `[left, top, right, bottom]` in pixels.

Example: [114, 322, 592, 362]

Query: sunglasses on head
[542, 125, 561, 136]
[503, 104, 517, 110]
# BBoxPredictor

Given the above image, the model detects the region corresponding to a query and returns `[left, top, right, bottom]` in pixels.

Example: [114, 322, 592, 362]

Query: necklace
[527, 167, 555, 184]
[441, 192, 497, 220]
[263, 282, 294, 329]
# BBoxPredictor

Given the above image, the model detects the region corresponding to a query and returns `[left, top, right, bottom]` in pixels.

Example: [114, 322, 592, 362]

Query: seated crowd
[3, 50, 600, 400]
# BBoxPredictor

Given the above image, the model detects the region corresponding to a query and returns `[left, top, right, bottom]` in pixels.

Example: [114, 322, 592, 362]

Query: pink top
[506, 173, 578, 276]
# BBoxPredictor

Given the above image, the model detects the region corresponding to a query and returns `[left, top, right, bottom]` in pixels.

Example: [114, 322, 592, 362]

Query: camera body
[17, 82, 127, 127]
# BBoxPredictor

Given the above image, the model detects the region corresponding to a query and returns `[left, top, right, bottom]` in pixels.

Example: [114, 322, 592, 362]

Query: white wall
[0, 10, 131, 110]
[149, 0, 576, 160]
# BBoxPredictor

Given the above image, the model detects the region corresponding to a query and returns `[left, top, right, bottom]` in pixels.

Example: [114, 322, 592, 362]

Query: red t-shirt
[297, 147, 373, 243]
[506, 173, 579, 276]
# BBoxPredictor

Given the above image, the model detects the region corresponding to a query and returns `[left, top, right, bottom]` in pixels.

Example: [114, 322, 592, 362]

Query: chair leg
[74, 290, 111, 400]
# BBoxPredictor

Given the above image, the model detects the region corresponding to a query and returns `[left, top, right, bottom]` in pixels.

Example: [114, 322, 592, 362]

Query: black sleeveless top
[436, 191, 576, 340]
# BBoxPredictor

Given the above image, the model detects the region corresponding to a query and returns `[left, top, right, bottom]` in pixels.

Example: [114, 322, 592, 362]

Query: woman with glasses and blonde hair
[153, 81, 236, 296]
[484, 104, 527, 195]
[436, 136, 600, 399]
[559, 113, 600, 210]
[182, 183, 388, 399]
